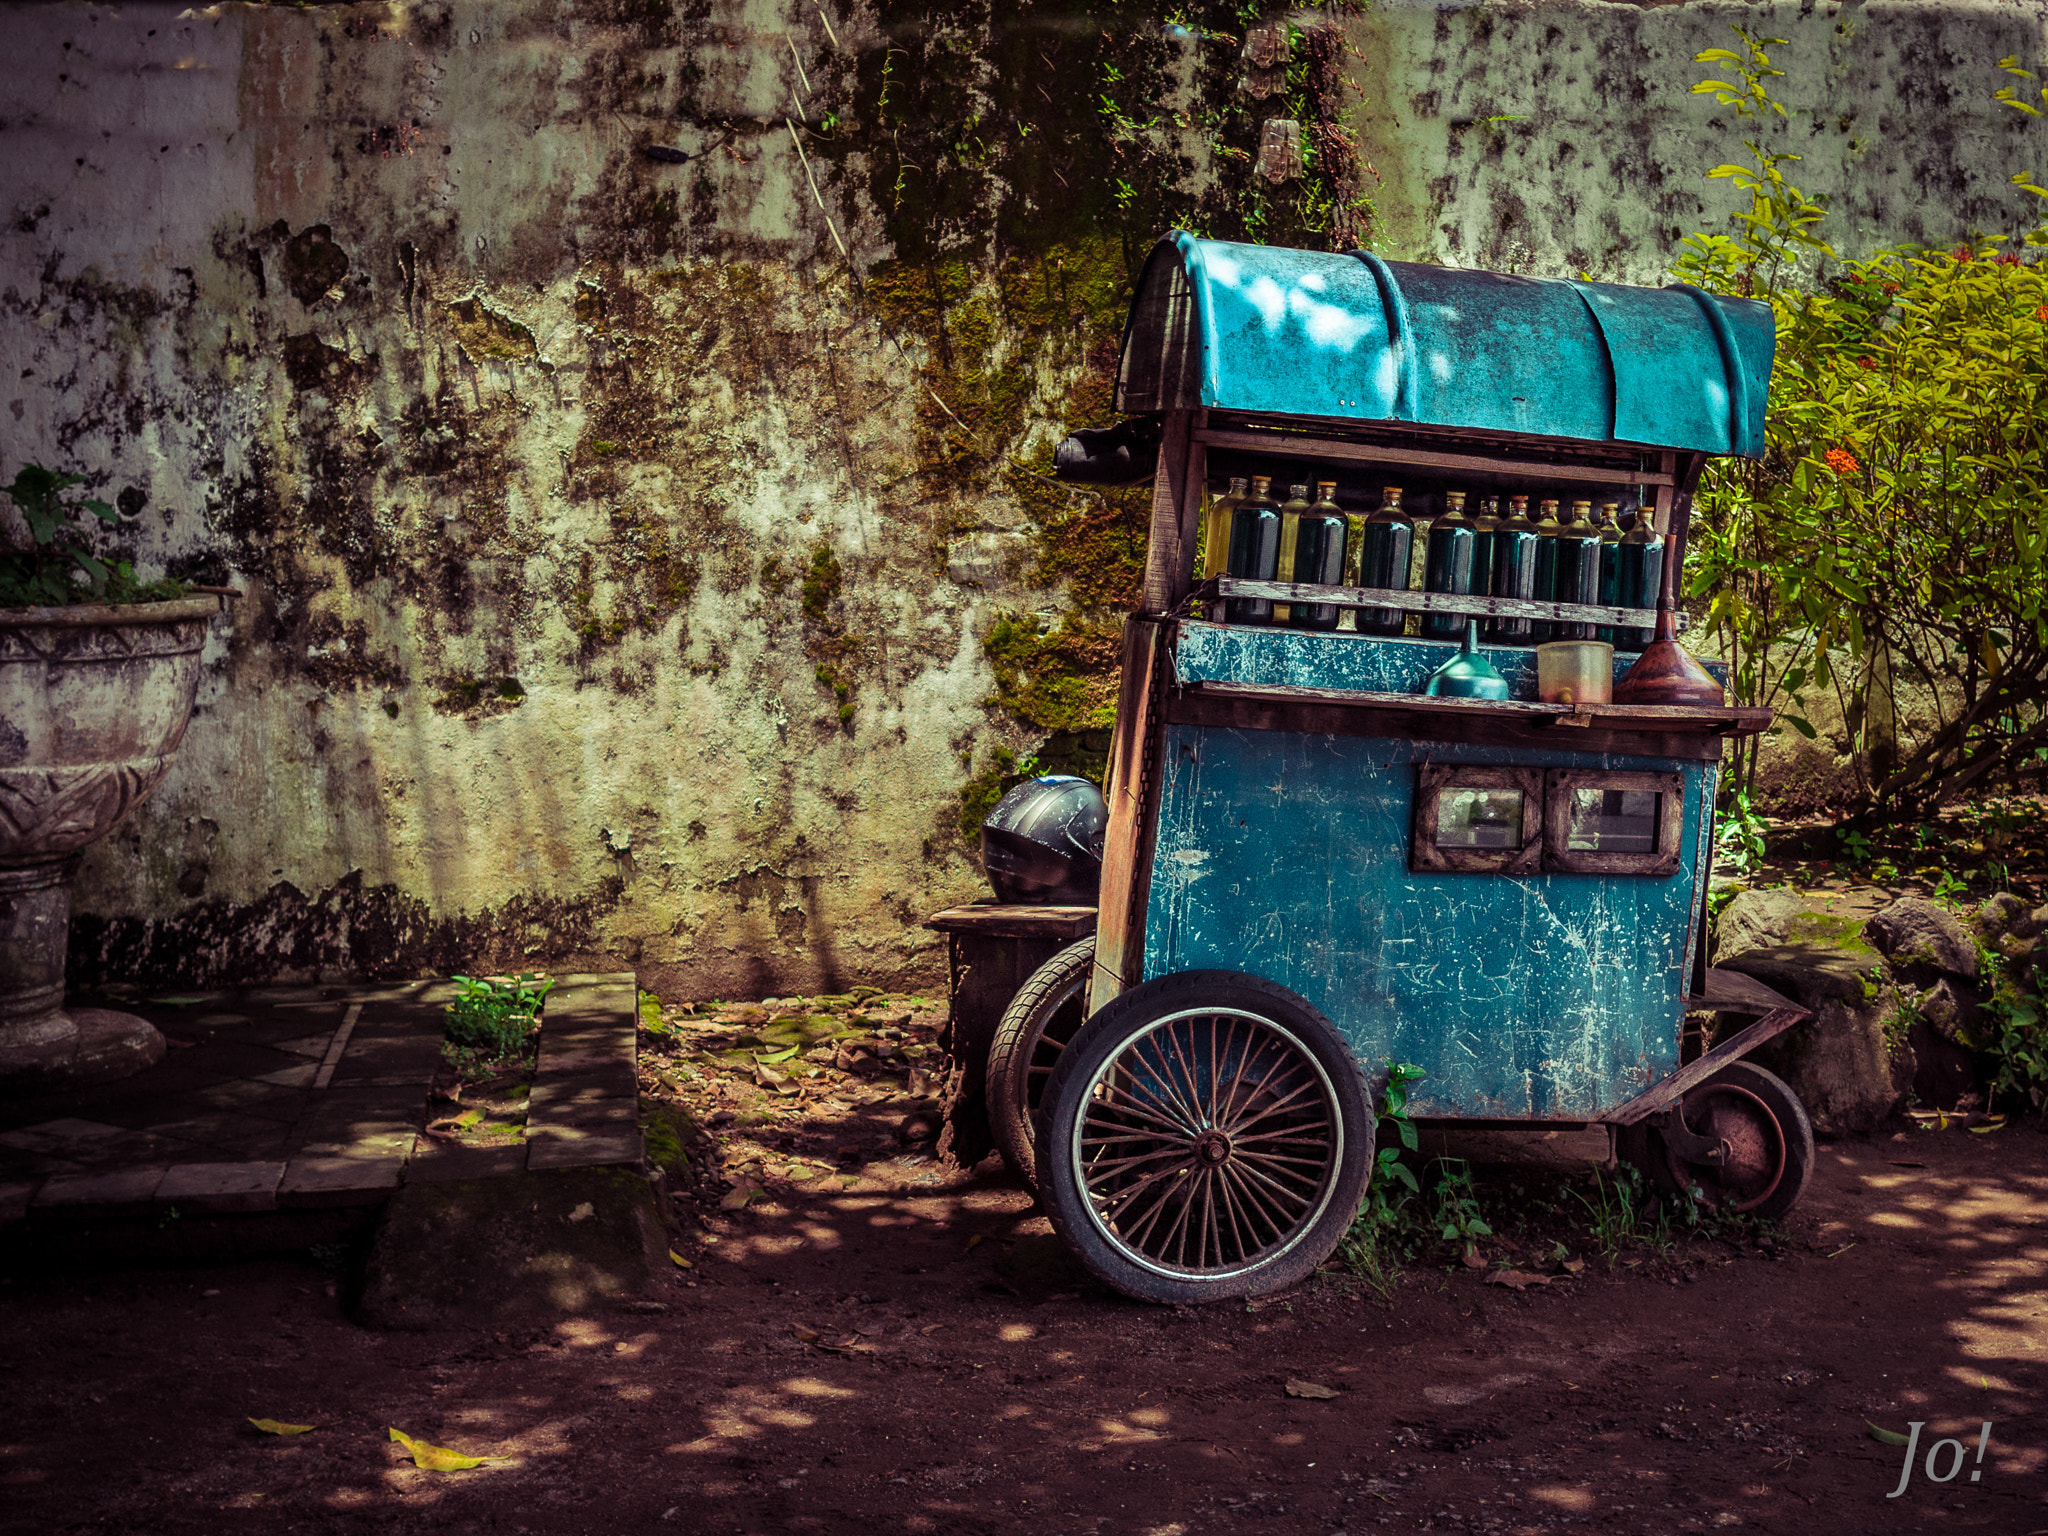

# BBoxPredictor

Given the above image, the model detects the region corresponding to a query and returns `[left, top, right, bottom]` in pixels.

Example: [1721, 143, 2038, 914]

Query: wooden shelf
[1194, 426, 1678, 488]
[1179, 679, 1773, 737]
[1208, 577, 1688, 633]
[924, 904, 1098, 940]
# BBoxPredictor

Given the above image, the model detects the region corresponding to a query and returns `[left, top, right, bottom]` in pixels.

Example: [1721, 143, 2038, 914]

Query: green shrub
[444, 973, 554, 1060]
[1677, 31, 2048, 818]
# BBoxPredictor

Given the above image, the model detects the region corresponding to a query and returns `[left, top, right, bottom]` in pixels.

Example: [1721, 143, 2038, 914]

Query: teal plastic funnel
[1423, 620, 1510, 701]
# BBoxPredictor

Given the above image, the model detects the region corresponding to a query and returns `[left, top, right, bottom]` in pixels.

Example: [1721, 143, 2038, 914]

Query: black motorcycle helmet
[980, 775, 1108, 904]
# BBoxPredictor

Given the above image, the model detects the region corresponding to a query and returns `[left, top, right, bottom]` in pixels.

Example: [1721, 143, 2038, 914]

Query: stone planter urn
[0, 594, 224, 1093]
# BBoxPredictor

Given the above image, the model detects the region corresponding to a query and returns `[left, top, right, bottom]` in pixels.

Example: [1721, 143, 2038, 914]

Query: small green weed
[1977, 950, 2048, 1114]
[1716, 787, 1768, 878]
[1337, 1062, 1425, 1295]
[1430, 1157, 1494, 1256]
[1568, 1161, 1663, 1265]
[444, 972, 554, 1060]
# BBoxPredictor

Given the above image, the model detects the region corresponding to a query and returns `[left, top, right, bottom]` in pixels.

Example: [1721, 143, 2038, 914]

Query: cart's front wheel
[1657, 1060, 1814, 1221]
[1036, 970, 1372, 1305]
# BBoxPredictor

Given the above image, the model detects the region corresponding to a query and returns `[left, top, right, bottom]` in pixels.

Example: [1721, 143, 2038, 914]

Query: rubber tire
[987, 937, 1094, 1195]
[1655, 1060, 1815, 1222]
[1035, 969, 1374, 1306]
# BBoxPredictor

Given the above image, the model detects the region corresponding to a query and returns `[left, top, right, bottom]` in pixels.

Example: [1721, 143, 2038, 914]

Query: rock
[1720, 944, 1911, 1136]
[1915, 977, 1981, 1047]
[1711, 888, 1879, 967]
[1973, 892, 2034, 944]
[1711, 888, 1810, 966]
[356, 1166, 666, 1330]
[1865, 897, 1979, 980]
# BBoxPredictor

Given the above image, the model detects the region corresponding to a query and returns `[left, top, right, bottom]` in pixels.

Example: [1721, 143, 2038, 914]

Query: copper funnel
[1613, 526, 1723, 707]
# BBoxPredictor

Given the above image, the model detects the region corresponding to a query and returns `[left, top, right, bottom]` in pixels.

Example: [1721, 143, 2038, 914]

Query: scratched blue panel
[1172, 621, 1661, 700]
[1141, 730, 1701, 1119]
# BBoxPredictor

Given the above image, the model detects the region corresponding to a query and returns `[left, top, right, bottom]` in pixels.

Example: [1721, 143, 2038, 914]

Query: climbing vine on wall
[809, 3, 1375, 818]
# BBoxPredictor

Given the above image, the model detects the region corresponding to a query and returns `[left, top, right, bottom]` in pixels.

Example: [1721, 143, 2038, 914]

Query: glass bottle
[1274, 483, 1312, 624]
[1225, 475, 1282, 625]
[1592, 501, 1624, 644]
[1554, 498, 1602, 641]
[1422, 490, 1477, 641]
[1355, 486, 1414, 636]
[1616, 504, 1666, 651]
[1289, 481, 1348, 632]
[1530, 497, 1565, 643]
[1468, 494, 1501, 628]
[1487, 494, 1538, 644]
[1200, 476, 1248, 581]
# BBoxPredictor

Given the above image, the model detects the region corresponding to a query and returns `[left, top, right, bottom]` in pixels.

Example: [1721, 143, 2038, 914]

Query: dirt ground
[4, 975, 2047, 1536]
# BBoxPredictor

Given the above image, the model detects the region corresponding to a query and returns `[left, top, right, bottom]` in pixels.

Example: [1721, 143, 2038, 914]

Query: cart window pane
[1436, 787, 1525, 849]
[1566, 788, 1660, 853]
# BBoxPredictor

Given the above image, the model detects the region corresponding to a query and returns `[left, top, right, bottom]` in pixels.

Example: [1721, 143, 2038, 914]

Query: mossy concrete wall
[2, 0, 2043, 997]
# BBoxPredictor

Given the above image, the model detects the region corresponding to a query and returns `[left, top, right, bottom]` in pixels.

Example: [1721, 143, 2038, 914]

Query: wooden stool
[925, 903, 1097, 1170]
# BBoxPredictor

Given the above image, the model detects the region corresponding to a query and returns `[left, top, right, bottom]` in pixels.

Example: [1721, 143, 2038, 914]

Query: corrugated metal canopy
[1116, 232, 1774, 458]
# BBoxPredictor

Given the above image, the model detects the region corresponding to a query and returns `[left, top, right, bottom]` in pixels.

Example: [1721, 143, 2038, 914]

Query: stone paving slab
[526, 1126, 642, 1170]
[1, 973, 644, 1240]
[405, 1142, 526, 1184]
[277, 1154, 406, 1209]
[33, 1165, 167, 1218]
[156, 1160, 285, 1214]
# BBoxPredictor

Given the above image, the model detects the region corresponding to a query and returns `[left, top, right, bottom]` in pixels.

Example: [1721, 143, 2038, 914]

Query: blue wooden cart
[1009, 233, 1813, 1305]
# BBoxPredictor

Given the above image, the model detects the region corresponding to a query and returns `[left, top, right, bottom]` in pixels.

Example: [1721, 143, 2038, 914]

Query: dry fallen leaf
[668, 1249, 692, 1269]
[1285, 1379, 1339, 1400]
[792, 1325, 822, 1343]
[388, 1426, 488, 1471]
[718, 1180, 762, 1211]
[1866, 1420, 1912, 1447]
[1485, 1269, 1552, 1291]
[964, 1234, 986, 1254]
[247, 1418, 315, 1436]
[566, 1202, 595, 1224]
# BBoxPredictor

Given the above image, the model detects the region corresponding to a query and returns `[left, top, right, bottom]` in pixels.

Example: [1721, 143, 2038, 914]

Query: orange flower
[2037, 304, 2048, 322]
[1824, 447, 1861, 477]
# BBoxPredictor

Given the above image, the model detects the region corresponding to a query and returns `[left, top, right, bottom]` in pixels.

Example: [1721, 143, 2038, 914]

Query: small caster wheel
[1651, 1060, 1814, 1221]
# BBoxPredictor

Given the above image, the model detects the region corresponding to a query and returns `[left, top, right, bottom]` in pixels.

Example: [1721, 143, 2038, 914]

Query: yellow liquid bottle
[1200, 476, 1248, 581]
[1274, 482, 1311, 624]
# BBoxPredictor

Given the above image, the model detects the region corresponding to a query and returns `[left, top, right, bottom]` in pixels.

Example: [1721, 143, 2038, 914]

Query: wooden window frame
[1411, 765, 1545, 875]
[1542, 768, 1685, 876]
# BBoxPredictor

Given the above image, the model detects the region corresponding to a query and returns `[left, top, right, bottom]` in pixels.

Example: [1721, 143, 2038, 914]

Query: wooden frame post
[1093, 408, 1208, 1013]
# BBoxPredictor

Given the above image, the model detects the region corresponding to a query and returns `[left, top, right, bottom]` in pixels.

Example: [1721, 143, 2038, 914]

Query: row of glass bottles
[1200, 478, 1664, 646]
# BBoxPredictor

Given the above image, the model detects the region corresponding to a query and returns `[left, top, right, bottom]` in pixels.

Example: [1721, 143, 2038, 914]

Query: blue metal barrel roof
[1115, 232, 1774, 458]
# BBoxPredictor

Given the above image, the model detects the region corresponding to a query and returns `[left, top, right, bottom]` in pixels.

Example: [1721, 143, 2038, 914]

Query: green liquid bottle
[1593, 501, 1624, 644]
[1554, 498, 1602, 641]
[1422, 490, 1477, 641]
[1530, 497, 1564, 643]
[1274, 483, 1311, 624]
[1487, 494, 1537, 644]
[1616, 506, 1665, 651]
[1200, 476, 1248, 581]
[1469, 495, 1501, 625]
[1355, 485, 1414, 636]
[1226, 475, 1282, 625]
[1290, 480, 1348, 632]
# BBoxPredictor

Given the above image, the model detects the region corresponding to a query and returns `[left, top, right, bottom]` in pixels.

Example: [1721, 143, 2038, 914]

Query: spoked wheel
[1036, 970, 1372, 1305]
[987, 937, 1093, 1194]
[1654, 1060, 1814, 1221]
